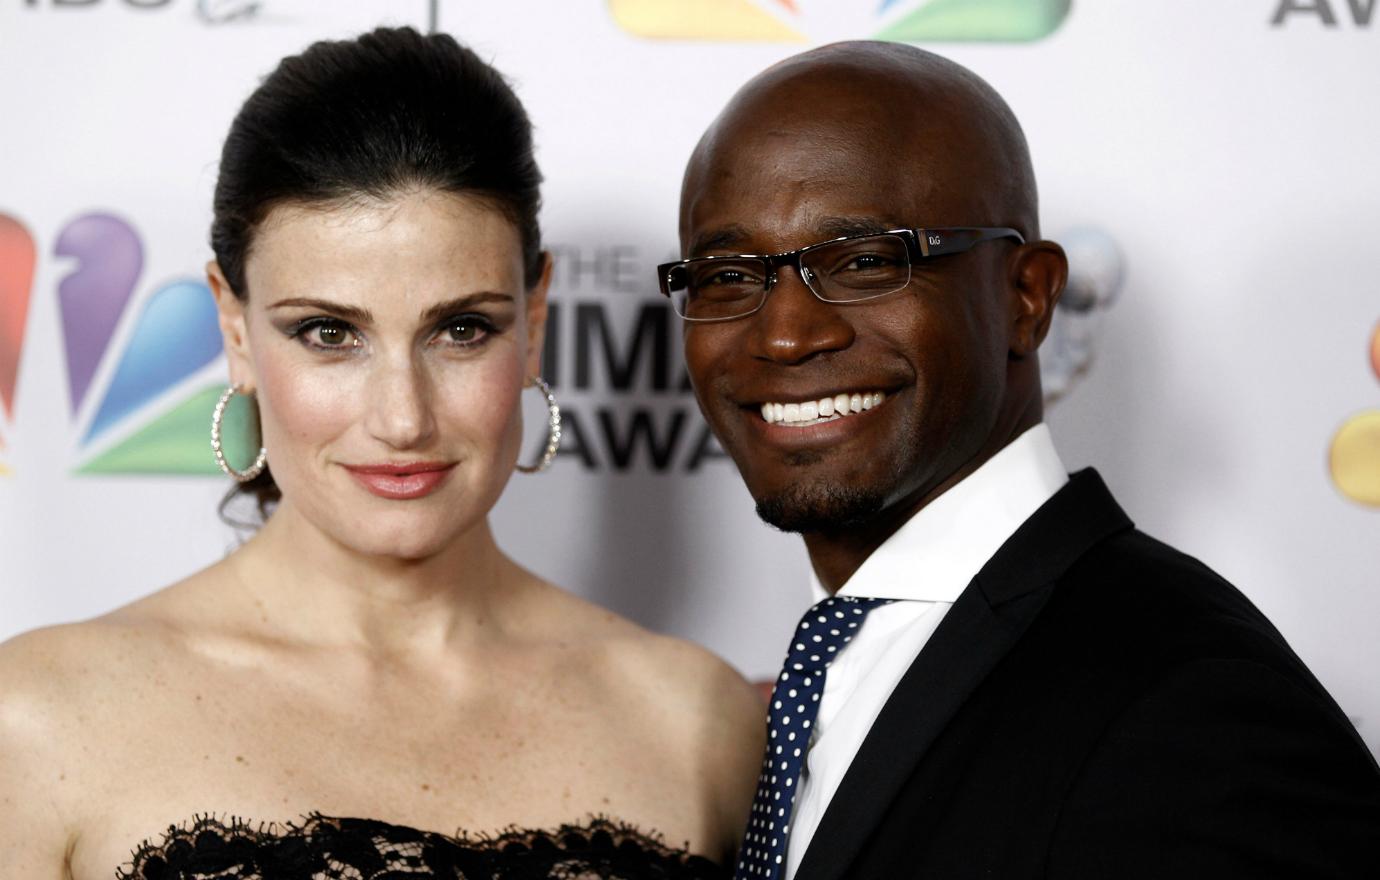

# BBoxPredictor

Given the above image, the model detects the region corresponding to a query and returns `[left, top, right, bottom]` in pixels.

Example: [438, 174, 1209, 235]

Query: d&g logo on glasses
[0, 210, 225, 476]
[608, 0, 1071, 42]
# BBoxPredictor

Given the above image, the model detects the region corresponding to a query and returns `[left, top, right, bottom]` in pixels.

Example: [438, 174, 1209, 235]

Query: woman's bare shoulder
[0, 567, 232, 729]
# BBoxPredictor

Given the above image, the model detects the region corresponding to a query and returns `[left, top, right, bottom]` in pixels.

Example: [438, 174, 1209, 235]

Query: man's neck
[804, 408, 1044, 593]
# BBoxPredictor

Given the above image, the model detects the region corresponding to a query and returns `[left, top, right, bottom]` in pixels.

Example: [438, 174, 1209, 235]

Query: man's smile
[758, 391, 887, 426]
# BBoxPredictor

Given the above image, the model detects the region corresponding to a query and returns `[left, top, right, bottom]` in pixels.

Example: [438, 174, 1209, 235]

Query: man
[663, 41, 1380, 878]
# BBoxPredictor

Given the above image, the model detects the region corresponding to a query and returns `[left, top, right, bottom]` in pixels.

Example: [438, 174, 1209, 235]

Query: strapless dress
[117, 813, 727, 879]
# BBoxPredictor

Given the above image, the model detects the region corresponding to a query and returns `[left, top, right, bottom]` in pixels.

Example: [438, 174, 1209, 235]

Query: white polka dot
[774, 700, 781, 709]
[803, 720, 811, 728]
[788, 689, 797, 698]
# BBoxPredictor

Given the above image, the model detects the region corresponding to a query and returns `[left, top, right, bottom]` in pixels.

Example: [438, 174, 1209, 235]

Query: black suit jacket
[794, 469, 1380, 879]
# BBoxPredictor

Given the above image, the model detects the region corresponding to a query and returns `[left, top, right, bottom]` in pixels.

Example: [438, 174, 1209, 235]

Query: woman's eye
[449, 321, 479, 342]
[293, 319, 360, 350]
[435, 317, 492, 348]
[314, 324, 351, 346]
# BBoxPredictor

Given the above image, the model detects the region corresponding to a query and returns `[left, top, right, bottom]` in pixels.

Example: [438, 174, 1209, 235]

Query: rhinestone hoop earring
[211, 384, 268, 482]
[517, 376, 561, 474]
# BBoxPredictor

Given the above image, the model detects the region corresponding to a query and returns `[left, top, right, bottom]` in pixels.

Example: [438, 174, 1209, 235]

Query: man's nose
[746, 266, 855, 365]
[364, 353, 438, 451]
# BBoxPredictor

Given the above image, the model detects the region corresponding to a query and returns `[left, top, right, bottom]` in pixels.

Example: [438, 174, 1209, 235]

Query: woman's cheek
[438, 348, 526, 455]
[255, 348, 361, 481]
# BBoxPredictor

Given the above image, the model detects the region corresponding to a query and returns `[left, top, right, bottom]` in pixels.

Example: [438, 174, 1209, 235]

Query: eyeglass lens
[669, 233, 913, 321]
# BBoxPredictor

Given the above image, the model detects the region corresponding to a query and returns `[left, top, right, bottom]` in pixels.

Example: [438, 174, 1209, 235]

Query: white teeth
[760, 391, 887, 425]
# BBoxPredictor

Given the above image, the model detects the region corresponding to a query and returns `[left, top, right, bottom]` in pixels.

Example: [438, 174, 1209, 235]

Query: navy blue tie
[735, 595, 893, 880]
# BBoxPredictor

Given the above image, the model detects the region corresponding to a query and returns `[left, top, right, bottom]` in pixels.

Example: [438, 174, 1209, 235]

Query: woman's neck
[223, 501, 526, 658]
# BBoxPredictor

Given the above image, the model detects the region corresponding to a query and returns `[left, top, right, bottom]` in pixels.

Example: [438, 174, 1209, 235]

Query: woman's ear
[207, 261, 257, 391]
[1007, 240, 1068, 358]
[523, 252, 553, 381]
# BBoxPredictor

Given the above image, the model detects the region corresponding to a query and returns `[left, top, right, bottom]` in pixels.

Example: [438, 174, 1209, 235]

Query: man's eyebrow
[267, 297, 373, 324]
[689, 225, 751, 256]
[688, 218, 903, 257]
[816, 217, 900, 239]
[418, 292, 516, 323]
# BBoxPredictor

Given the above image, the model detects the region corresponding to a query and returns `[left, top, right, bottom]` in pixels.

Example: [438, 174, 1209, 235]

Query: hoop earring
[517, 376, 561, 474]
[211, 384, 268, 482]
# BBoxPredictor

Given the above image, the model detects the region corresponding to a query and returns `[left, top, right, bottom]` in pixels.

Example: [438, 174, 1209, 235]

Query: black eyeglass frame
[656, 226, 1025, 323]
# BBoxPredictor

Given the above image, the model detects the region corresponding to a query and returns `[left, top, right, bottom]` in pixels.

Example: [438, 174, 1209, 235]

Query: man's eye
[844, 254, 894, 270]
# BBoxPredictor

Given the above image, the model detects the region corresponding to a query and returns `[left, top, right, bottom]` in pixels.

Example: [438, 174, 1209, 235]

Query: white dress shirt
[783, 424, 1069, 879]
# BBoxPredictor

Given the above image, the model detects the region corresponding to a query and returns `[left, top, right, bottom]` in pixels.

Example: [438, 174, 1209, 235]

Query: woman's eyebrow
[266, 297, 373, 324]
[418, 292, 516, 323]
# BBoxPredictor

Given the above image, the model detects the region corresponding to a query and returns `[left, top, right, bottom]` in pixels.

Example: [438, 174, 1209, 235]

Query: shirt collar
[809, 424, 1069, 604]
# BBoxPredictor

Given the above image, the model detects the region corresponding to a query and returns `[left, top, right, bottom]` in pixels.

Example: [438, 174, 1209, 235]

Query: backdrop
[1, 0, 1377, 758]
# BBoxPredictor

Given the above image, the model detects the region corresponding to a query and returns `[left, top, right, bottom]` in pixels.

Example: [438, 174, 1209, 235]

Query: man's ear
[523, 252, 553, 382]
[1007, 240, 1068, 357]
[207, 261, 257, 391]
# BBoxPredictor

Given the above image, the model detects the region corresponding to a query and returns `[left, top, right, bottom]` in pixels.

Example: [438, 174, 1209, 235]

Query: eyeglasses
[657, 227, 1024, 323]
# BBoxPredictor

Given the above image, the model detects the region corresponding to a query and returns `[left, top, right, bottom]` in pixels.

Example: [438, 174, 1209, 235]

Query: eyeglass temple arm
[917, 227, 1025, 258]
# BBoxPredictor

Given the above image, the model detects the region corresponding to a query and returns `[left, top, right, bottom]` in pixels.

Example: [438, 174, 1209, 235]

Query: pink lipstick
[343, 461, 456, 500]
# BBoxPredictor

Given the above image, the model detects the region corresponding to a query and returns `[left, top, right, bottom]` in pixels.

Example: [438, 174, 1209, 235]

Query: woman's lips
[342, 462, 456, 500]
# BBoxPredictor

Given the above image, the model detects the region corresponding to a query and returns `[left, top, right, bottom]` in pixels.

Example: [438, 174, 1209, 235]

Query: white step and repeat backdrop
[2, 1, 1377, 755]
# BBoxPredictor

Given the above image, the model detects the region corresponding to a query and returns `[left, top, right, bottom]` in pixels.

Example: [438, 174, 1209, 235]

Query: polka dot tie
[735, 595, 894, 880]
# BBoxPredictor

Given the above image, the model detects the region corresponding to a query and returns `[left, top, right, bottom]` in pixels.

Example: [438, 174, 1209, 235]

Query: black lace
[118, 813, 727, 879]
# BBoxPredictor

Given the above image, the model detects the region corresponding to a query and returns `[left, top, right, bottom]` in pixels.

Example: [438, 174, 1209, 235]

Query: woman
[0, 27, 763, 879]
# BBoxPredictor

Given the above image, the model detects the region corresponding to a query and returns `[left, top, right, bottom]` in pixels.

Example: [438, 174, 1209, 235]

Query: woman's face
[211, 190, 548, 560]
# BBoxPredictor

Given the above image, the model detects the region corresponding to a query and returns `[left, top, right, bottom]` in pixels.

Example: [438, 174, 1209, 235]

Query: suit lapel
[792, 469, 1133, 880]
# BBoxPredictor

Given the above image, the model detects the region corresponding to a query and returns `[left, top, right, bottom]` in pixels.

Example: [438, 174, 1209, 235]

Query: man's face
[681, 101, 1016, 533]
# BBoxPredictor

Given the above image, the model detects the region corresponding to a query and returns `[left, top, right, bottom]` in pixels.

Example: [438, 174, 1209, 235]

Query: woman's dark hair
[212, 26, 543, 525]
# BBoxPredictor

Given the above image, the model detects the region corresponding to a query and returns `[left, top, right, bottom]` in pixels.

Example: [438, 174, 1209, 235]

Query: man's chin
[754, 482, 887, 533]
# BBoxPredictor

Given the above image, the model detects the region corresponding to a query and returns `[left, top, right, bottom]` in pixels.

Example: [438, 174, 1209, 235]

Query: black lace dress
[118, 814, 728, 879]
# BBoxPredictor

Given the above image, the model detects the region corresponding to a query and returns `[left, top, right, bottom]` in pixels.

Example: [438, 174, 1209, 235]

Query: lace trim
[118, 812, 724, 880]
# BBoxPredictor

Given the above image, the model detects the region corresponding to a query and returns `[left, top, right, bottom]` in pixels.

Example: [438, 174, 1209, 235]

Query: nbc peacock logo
[608, 0, 1071, 43]
[1328, 321, 1380, 507]
[0, 214, 37, 476]
[0, 209, 227, 476]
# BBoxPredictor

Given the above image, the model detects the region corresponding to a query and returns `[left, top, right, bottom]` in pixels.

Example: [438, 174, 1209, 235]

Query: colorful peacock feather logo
[1329, 321, 1380, 507]
[608, 0, 1071, 43]
[0, 209, 227, 476]
[0, 214, 37, 476]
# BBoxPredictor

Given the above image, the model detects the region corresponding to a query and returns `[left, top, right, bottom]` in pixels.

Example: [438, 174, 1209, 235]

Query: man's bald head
[682, 40, 1040, 243]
